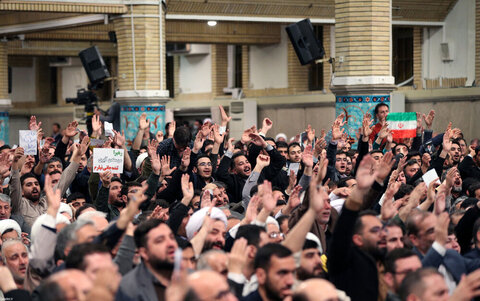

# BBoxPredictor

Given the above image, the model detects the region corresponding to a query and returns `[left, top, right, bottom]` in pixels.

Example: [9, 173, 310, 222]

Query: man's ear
[122, 195, 128, 203]
[256, 268, 266, 285]
[352, 234, 363, 247]
[408, 234, 418, 247]
[193, 167, 198, 174]
[138, 247, 148, 262]
[383, 272, 394, 289]
[247, 245, 256, 260]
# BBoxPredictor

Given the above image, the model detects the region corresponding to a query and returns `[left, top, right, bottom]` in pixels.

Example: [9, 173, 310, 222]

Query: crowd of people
[0, 103, 479, 301]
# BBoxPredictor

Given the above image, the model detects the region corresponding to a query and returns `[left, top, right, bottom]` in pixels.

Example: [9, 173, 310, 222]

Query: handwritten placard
[93, 148, 124, 173]
[19, 130, 37, 155]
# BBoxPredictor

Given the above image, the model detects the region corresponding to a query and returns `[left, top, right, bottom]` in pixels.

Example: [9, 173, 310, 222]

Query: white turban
[186, 207, 227, 240]
[0, 219, 21, 238]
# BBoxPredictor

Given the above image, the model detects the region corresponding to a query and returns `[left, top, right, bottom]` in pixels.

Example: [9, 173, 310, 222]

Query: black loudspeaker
[285, 19, 325, 65]
[79, 46, 110, 87]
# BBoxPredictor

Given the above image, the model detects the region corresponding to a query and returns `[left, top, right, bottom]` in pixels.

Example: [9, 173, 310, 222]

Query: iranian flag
[387, 112, 417, 139]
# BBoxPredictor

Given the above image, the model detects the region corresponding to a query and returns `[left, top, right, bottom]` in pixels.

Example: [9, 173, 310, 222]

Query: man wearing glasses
[383, 248, 422, 300]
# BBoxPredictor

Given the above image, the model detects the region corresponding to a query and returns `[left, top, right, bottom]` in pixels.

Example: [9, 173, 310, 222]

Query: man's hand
[305, 124, 315, 144]
[374, 151, 395, 183]
[249, 133, 268, 148]
[0, 266, 17, 293]
[449, 269, 480, 301]
[261, 118, 273, 135]
[64, 121, 79, 138]
[409, 182, 427, 207]
[167, 121, 176, 138]
[161, 155, 177, 176]
[100, 171, 112, 188]
[260, 180, 276, 213]
[147, 139, 159, 158]
[181, 174, 194, 204]
[355, 155, 378, 191]
[377, 123, 390, 140]
[283, 185, 302, 215]
[180, 147, 191, 171]
[228, 238, 248, 274]
[192, 131, 206, 154]
[114, 130, 126, 148]
[226, 137, 235, 153]
[435, 212, 450, 246]
[332, 114, 346, 141]
[361, 113, 373, 140]
[256, 153, 270, 170]
[241, 126, 257, 144]
[302, 144, 314, 168]
[212, 124, 224, 145]
[139, 113, 150, 130]
[151, 153, 161, 175]
[29, 115, 42, 131]
[313, 136, 327, 157]
[219, 105, 232, 127]
[444, 166, 457, 189]
[72, 136, 90, 163]
[39, 145, 54, 164]
[91, 114, 102, 137]
[244, 195, 260, 224]
[423, 110, 435, 130]
[45, 174, 61, 217]
[416, 112, 423, 134]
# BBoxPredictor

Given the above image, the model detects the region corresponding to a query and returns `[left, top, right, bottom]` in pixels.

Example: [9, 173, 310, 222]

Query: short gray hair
[1, 238, 27, 263]
[196, 250, 226, 271]
[0, 194, 11, 205]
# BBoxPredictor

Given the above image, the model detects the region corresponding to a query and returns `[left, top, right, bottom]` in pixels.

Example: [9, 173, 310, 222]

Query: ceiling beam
[0, 0, 127, 14]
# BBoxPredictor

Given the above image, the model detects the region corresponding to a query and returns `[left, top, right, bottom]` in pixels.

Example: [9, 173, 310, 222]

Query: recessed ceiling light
[207, 20, 217, 27]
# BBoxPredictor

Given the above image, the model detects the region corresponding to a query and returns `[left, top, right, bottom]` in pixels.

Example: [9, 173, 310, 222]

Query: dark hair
[385, 219, 404, 235]
[66, 192, 85, 204]
[369, 149, 383, 156]
[405, 159, 419, 168]
[337, 176, 355, 188]
[201, 140, 214, 154]
[20, 173, 37, 186]
[254, 243, 292, 270]
[467, 183, 480, 197]
[460, 197, 478, 209]
[53, 123, 61, 128]
[231, 152, 247, 169]
[407, 151, 420, 160]
[173, 126, 191, 148]
[74, 203, 96, 220]
[65, 242, 110, 270]
[384, 248, 417, 274]
[405, 210, 430, 236]
[236, 225, 266, 247]
[47, 157, 63, 166]
[393, 143, 409, 155]
[134, 219, 166, 248]
[196, 154, 212, 167]
[276, 141, 288, 149]
[147, 199, 170, 211]
[303, 239, 320, 250]
[0, 145, 11, 152]
[121, 181, 142, 197]
[374, 103, 389, 122]
[111, 177, 122, 185]
[276, 216, 288, 227]
[35, 280, 65, 301]
[398, 268, 442, 301]
[394, 184, 415, 200]
[265, 137, 275, 144]
[353, 210, 378, 235]
[336, 151, 348, 157]
[288, 142, 302, 153]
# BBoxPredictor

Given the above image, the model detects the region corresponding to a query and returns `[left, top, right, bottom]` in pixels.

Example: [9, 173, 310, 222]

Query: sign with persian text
[93, 148, 124, 173]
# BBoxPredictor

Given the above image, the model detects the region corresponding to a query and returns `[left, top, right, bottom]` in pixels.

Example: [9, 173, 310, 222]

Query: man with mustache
[1, 239, 29, 289]
[297, 235, 325, 280]
[119, 219, 178, 301]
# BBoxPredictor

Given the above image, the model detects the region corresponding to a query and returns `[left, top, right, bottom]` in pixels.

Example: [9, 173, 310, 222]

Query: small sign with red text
[93, 148, 124, 174]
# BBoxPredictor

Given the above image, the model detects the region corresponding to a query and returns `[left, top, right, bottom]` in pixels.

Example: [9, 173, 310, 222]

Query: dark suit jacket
[118, 262, 161, 301]
[241, 290, 264, 301]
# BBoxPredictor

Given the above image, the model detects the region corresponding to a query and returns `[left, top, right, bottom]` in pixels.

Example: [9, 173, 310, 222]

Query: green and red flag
[387, 112, 417, 139]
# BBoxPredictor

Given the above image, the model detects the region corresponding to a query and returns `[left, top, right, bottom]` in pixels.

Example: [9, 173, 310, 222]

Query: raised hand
[286, 185, 302, 212]
[226, 137, 235, 153]
[249, 132, 267, 148]
[139, 113, 150, 130]
[193, 131, 206, 153]
[45, 174, 61, 217]
[64, 121, 79, 138]
[256, 153, 271, 169]
[114, 130, 126, 148]
[147, 139, 159, 158]
[423, 110, 435, 130]
[355, 155, 378, 191]
[180, 147, 191, 171]
[377, 123, 390, 140]
[443, 128, 453, 152]
[435, 212, 450, 246]
[261, 118, 273, 134]
[200, 122, 212, 138]
[228, 238, 248, 274]
[302, 144, 314, 168]
[161, 155, 177, 176]
[29, 116, 42, 131]
[181, 173, 194, 203]
[375, 151, 395, 183]
[305, 124, 315, 143]
[409, 182, 427, 207]
[260, 180, 276, 212]
[167, 121, 176, 138]
[151, 152, 161, 175]
[201, 190, 213, 208]
[381, 197, 400, 222]
[39, 145, 54, 163]
[313, 136, 327, 157]
[91, 114, 102, 136]
[332, 114, 346, 141]
[99, 171, 113, 187]
[449, 269, 480, 301]
[13, 147, 24, 163]
[212, 124, 224, 145]
[245, 195, 260, 223]
[241, 126, 257, 144]
[445, 166, 457, 189]
[219, 105, 232, 126]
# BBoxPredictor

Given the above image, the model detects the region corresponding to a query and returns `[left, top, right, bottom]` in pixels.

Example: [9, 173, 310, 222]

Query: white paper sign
[104, 121, 115, 137]
[19, 130, 37, 155]
[288, 162, 300, 176]
[422, 168, 441, 187]
[93, 148, 124, 174]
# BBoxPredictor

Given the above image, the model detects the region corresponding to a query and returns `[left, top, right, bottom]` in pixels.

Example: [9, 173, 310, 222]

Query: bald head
[188, 270, 237, 301]
[293, 279, 338, 301]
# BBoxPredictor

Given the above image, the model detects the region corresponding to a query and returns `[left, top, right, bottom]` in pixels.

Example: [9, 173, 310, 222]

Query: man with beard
[1, 239, 29, 289]
[296, 235, 325, 280]
[10, 137, 88, 227]
[186, 207, 228, 254]
[95, 172, 124, 221]
[243, 243, 295, 301]
[383, 248, 422, 300]
[328, 154, 394, 301]
[459, 145, 480, 179]
[119, 219, 178, 301]
[216, 151, 252, 203]
[448, 140, 462, 167]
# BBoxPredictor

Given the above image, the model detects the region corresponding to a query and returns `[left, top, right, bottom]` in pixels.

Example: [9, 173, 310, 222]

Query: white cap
[275, 133, 287, 142]
[136, 153, 149, 170]
[59, 202, 73, 218]
[305, 232, 323, 254]
[0, 219, 21, 238]
[186, 207, 227, 240]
